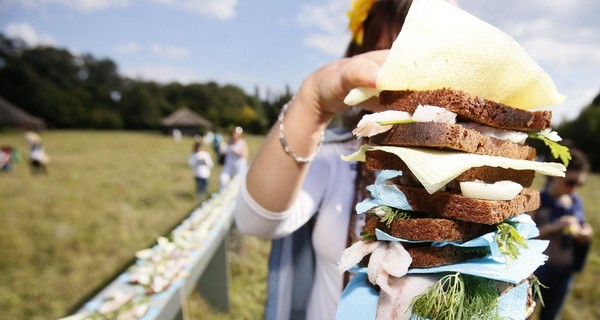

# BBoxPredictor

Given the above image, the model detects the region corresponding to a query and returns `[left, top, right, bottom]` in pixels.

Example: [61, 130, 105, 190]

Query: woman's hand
[245, 50, 390, 212]
[574, 222, 593, 244]
[296, 49, 390, 122]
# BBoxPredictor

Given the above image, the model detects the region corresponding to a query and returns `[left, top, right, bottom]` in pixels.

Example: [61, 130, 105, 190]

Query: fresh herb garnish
[528, 274, 547, 307]
[360, 231, 375, 241]
[368, 206, 411, 228]
[378, 119, 417, 126]
[495, 222, 528, 265]
[527, 130, 571, 166]
[410, 273, 501, 320]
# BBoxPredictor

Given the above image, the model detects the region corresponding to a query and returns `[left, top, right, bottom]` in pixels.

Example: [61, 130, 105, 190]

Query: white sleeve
[233, 153, 331, 239]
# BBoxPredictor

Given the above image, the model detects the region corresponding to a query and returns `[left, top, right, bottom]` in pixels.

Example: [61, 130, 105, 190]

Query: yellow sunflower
[347, 0, 378, 46]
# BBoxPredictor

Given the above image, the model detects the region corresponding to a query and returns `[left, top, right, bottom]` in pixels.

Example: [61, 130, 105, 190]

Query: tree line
[0, 33, 291, 134]
[1, 33, 598, 170]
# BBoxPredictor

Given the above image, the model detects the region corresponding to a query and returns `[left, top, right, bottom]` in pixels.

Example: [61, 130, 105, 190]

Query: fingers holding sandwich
[297, 49, 389, 121]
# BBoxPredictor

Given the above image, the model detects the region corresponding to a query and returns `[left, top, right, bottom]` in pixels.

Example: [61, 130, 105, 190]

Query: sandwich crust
[406, 245, 481, 268]
[379, 88, 552, 131]
[369, 122, 537, 160]
[393, 185, 540, 225]
[364, 150, 536, 187]
[364, 214, 495, 242]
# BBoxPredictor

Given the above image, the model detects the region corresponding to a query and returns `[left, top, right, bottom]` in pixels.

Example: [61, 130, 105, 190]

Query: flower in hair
[347, 0, 378, 46]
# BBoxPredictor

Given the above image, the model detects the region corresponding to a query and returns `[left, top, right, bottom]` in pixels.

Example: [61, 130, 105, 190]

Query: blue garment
[264, 128, 356, 320]
[534, 190, 590, 320]
[266, 216, 316, 320]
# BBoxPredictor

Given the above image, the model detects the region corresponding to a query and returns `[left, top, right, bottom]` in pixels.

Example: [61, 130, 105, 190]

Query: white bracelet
[278, 100, 325, 164]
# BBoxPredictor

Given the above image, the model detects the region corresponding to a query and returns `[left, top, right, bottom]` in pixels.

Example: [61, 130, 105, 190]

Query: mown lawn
[1, 130, 599, 320]
[0, 130, 269, 320]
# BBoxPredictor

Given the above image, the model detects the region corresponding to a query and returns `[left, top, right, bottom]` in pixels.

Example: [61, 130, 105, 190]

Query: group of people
[228, 1, 594, 320]
[0, 131, 49, 174]
[188, 126, 248, 199]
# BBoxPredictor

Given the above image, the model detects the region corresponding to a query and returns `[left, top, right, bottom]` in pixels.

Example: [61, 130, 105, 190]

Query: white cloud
[6, 0, 131, 12]
[504, 18, 600, 70]
[149, 0, 238, 20]
[149, 43, 190, 58]
[4, 22, 55, 46]
[522, 37, 600, 70]
[3, 0, 237, 20]
[304, 34, 347, 57]
[298, 0, 349, 56]
[121, 64, 200, 84]
[113, 42, 141, 54]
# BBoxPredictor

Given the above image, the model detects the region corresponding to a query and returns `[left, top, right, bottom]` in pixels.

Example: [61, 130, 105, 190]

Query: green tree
[557, 91, 600, 171]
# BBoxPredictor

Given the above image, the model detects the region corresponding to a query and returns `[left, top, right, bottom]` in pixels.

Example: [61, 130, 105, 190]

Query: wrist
[296, 75, 336, 125]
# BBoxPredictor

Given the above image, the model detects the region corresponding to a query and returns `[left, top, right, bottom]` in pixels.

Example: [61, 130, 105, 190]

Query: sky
[1, 0, 598, 125]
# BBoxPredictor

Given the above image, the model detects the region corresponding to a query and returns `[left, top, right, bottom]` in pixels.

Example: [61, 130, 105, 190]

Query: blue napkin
[336, 270, 531, 320]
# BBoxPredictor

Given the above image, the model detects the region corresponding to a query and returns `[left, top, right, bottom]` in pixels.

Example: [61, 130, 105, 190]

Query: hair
[192, 141, 202, 152]
[345, 0, 413, 58]
[338, 0, 413, 130]
[567, 147, 591, 173]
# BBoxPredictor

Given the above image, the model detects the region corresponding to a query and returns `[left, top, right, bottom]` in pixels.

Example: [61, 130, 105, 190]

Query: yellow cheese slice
[345, 0, 565, 110]
[342, 145, 566, 194]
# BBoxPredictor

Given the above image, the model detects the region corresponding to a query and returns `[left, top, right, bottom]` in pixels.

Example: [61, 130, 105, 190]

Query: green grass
[1, 130, 599, 320]
[0, 130, 269, 319]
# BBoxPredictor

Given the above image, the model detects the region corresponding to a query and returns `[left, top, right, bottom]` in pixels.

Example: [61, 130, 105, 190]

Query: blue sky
[1, 0, 598, 125]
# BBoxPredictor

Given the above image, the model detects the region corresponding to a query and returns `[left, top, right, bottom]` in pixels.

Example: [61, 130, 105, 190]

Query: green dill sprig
[360, 231, 375, 241]
[528, 274, 547, 307]
[367, 206, 411, 228]
[378, 119, 417, 126]
[527, 130, 571, 166]
[410, 273, 501, 320]
[495, 222, 529, 265]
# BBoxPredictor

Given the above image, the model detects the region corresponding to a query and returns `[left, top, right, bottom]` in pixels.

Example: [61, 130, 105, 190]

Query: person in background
[219, 126, 248, 189]
[188, 141, 214, 200]
[0, 146, 14, 172]
[25, 131, 49, 175]
[172, 128, 182, 143]
[212, 131, 224, 164]
[232, 1, 418, 319]
[532, 147, 593, 320]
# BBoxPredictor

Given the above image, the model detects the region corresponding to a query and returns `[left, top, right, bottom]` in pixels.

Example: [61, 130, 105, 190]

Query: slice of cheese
[342, 145, 566, 194]
[345, 0, 565, 110]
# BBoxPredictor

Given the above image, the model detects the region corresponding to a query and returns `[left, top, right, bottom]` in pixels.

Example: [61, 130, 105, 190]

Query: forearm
[245, 50, 386, 212]
[246, 89, 332, 212]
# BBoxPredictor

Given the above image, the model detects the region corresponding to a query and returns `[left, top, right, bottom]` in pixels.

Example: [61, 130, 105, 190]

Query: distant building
[0, 96, 46, 131]
[161, 107, 212, 136]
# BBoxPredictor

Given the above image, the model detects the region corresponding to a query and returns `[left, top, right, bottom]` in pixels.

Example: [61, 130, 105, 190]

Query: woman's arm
[245, 50, 388, 212]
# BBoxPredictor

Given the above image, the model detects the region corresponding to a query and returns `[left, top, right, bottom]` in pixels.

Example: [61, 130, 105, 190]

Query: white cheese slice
[342, 145, 566, 194]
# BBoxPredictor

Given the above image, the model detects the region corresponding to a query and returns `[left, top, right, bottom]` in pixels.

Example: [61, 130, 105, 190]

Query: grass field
[1, 130, 599, 319]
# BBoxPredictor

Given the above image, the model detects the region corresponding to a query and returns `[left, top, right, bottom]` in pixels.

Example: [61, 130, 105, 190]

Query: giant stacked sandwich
[336, 0, 568, 319]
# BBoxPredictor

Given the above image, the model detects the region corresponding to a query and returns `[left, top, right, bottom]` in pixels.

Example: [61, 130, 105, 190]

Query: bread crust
[364, 214, 495, 242]
[369, 122, 536, 160]
[394, 185, 540, 225]
[379, 88, 552, 131]
[406, 246, 480, 268]
[365, 149, 536, 187]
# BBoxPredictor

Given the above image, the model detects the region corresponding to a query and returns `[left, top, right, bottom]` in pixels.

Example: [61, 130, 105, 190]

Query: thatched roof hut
[0, 96, 46, 131]
[161, 107, 212, 136]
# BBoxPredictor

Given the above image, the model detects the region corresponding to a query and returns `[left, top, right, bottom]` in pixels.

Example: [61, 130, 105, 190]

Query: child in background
[188, 141, 214, 199]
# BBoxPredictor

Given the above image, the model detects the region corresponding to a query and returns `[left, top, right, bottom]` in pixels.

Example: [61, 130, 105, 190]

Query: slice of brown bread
[379, 88, 552, 131]
[365, 149, 536, 187]
[394, 185, 540, 225]
[406, 245, 480, 268]
[364, 214, 495, 242]
[369, 122, 537, 160]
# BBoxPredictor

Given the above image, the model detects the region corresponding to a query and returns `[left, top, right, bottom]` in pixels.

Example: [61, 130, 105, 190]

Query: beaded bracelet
[278, 100, 325, 164]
